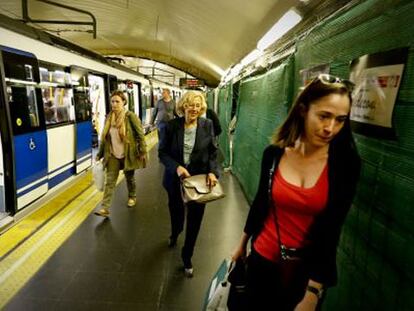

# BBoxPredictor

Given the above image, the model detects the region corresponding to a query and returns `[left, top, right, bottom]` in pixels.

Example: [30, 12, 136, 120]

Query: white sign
[350, 64, 404, 128]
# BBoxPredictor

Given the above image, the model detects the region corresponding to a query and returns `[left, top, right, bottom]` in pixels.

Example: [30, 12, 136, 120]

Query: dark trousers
[166, 179, 206, 265]
[246, 247, 319, 311]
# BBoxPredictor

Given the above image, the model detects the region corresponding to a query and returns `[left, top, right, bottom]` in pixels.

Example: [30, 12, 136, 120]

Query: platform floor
[4, 147, 250, 311]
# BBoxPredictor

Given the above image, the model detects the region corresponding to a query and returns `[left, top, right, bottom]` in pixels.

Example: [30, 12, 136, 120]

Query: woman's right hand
[231, 232, 249, 261]
[176, 166, 191, 179]
[231, 246, 246, 262]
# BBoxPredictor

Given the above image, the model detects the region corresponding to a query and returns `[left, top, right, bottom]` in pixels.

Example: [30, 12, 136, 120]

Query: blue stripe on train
[48, 161, 75, 176]
[48, 166, 76, 189]
[17, 178, 48, 197]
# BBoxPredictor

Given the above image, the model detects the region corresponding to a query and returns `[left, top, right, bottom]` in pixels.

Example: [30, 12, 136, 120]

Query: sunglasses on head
[314, 74, 355, 92]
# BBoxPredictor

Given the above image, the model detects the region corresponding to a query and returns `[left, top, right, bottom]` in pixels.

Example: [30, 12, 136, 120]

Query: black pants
[166, 179, 206, 265]
[246, 247, 317, 311]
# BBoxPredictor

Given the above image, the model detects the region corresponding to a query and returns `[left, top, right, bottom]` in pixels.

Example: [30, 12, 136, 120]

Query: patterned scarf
[102, 110, 126, 141]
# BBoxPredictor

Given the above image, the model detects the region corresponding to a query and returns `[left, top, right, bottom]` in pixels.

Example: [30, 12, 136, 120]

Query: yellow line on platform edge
[0, 186, 102, 308]
[0, 172, 93, 258]
[0, 131, 158, 308]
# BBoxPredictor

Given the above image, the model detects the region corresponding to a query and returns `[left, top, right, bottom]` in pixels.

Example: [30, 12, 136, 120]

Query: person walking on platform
[94, 90, 147, 217]
[151, 88, 176, 136]
[204, 107, 222, 138]
[232, 74, 361, 310]
[158, 90, 219, 278]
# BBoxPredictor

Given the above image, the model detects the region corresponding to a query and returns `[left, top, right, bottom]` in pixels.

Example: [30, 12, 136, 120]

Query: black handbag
[227, 259, 248, 311]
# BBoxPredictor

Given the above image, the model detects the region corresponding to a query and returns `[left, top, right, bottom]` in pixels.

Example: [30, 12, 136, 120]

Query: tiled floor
[5, 148, 250, 310]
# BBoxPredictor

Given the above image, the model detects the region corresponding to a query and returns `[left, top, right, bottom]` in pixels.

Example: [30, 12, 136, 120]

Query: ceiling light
[257, 9, 302, 51]
[241, 49, 263, 66]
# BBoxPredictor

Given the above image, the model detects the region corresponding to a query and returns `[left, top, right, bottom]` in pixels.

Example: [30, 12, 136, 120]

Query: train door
[71, 66, 92, 173]
[1, 47, 48, 211]
[88, 74, 106, 140]
[39, 62, 76, 188]
[124, 80, 136, 114]
[0, 134, 6, 214]
[141, 84, 152, 126]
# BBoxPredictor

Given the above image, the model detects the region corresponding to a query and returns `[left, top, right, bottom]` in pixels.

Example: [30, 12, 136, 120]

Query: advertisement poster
[349, 48, 408, 139]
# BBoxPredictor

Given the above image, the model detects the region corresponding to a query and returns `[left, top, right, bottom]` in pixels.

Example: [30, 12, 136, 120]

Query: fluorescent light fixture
[257, 9, 302, 51]
[241, 49, 263, 66]
[224, 64, 243, 83]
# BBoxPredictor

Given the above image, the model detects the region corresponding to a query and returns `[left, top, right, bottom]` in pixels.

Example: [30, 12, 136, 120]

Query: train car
[0, 24, 175, 219]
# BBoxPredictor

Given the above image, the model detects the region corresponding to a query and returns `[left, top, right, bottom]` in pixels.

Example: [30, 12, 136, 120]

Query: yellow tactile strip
[0, 130, 158, 308]
[0, 184, 102, 308]
[0, 172, 93, 259]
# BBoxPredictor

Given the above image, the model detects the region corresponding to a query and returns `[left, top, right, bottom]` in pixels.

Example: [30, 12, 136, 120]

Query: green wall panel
[232, 58, 293, 203]
[217, 85, 232, 167]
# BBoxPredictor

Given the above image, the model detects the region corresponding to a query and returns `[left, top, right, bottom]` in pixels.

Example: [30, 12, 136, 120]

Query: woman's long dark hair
[272, 77, 356, 154]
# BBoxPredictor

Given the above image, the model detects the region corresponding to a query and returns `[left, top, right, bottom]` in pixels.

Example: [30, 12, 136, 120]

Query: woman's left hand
[294, 293, 318, 311]
[206, 173, 218, 188]
[138, 154, 147, 166]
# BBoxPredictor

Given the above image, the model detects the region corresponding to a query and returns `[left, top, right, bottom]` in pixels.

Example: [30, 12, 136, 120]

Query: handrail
[22, 0, 97, 38]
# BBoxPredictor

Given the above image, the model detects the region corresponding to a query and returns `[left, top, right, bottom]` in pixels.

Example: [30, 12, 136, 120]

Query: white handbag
[181, 174, 225, 204]
[92, 161, 105, 192]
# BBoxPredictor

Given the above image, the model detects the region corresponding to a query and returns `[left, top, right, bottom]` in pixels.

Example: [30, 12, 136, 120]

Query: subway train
[0, 24, 181, 217]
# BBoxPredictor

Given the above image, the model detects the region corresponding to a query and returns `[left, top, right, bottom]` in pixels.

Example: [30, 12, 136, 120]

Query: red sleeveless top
[253, 164, 329, 262]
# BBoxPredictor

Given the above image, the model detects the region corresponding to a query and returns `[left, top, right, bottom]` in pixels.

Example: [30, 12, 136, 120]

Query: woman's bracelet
[306, 285, 323, 299]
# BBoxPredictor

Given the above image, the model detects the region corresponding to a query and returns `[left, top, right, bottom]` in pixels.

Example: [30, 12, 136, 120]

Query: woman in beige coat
[95, 90, 147, 217]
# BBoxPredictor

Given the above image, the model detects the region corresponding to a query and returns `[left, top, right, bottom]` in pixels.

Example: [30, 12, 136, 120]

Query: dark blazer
[158, 117, 219, 189]
[244, 144, 360, 287]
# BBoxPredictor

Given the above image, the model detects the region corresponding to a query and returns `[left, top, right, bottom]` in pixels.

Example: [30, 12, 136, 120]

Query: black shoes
[184, 267, 194, 278]
[181, 249, 193, 278]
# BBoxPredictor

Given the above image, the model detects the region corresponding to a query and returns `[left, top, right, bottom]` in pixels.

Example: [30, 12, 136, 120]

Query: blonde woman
[95, 90, 147, 217]
[158, 90, 219, 277]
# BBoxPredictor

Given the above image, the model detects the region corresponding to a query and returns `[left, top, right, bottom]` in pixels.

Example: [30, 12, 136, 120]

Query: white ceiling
[0, 0, 301, 86]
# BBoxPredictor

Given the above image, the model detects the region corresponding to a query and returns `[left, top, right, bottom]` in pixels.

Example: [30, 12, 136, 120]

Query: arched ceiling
[0, 0, 302, 87]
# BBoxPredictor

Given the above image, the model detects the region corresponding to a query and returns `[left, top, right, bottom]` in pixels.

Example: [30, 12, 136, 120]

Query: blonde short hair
[176, 90, 207, 117]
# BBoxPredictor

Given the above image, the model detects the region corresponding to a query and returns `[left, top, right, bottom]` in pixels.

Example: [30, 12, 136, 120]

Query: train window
[69, 67, 92, 122]
[38, 66, 75, 126]
[41, 87, 74, 125]
[73, 87, 92, 122]
[2, 50, 40, 83]
[141, 86, 152, 109]
[7, 85, 42, 135]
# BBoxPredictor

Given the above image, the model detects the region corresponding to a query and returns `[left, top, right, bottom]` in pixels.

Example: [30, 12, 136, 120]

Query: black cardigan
[244, 144, 361, 287]
[158, 117, 219, 189]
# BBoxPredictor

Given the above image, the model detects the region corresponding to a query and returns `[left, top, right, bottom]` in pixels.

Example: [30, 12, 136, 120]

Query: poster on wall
[349, 47, 408, 139]
[300, 63, 330, 86]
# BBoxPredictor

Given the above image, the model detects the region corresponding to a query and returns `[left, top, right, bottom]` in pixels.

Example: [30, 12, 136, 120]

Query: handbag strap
[267, 156, 288, 260]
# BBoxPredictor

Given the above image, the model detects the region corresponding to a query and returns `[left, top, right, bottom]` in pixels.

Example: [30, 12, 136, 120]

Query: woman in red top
[232, 74, 361, 311]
